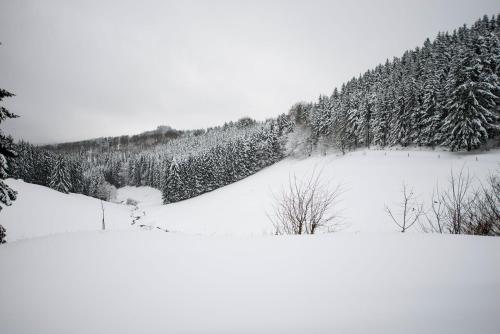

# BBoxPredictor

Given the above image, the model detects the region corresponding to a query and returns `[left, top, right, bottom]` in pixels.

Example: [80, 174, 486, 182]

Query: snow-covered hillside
[2, 148, 499, 239]
[1, 180, 133, 241]
[119, 149, 500, 236]
[1, 231, 499, 334]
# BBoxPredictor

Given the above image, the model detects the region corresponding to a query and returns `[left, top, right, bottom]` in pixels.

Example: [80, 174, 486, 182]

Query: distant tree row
[288, 15, 500, 155]
[9, 117, 291, 204]
[9, 141, 116, 200]
[43, 125, 183, 153]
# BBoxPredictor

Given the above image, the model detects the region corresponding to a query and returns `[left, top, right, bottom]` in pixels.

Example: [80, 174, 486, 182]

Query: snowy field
[120, 148, 500, 236]
[2, 148, 499, 240]
[1, 148, 499, 333]
[1, 231, 499, 334]
[1, 180, 132, 241]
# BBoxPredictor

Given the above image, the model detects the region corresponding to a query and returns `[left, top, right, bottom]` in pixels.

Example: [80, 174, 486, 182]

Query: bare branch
[384, 182, 424, 233]
[268, 169, 343, 235]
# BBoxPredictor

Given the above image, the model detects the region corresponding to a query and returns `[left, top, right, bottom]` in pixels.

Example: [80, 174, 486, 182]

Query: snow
[118, 149, 500, 236]
[116, 185, 163, 208]
[2, 149, 499, 240]
[1, 148, 499, 333]
[0, 231, 499, 334]
[1, 180, 133, 241]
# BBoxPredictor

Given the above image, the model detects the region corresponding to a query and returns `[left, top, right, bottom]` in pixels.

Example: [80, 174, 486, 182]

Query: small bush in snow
[268, 170, 342, 235]
[126, 198, 138, 206]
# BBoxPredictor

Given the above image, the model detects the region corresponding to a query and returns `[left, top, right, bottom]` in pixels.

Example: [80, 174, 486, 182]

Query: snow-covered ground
[1, 231, 499, 334]
[116, 185, 163, 208]
[118, 149, 500, 236]
[1, 148, 499, 333]
[2, 149, 499, 240]
[1, 180, 133, 241]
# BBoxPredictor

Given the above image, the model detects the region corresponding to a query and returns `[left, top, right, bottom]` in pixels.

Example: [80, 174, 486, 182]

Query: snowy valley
[1, 7, 500, 334]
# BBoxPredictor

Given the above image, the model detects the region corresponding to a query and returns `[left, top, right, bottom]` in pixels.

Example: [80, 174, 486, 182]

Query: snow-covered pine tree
[0, 88, 18, 214]
[0, 87, 18, 243]
[308, 103, 322, 146]
[442, 31, 500, 151]
[344, 80, 361, 148]
[199, 152, 216, 192]
[356, 71, 375, 147]
[372, 61, 393, 147]
[266, 120, 284, 162]
[419, 34, 449, 146]
[68, 157, 84, 193]
[187, 156, 203, 197]
[31, 150, 55, 186]
[408, 49, 426, 145]
[49, 155, 72, 193]
[333, 92, 354, 154]
[315, 95, 334, 141]
[0, 224, 6, 244]
[7, 141, 24, 181]
[162, 158, 184, 204]
[276, 113, 293, 137]
[390, 54, 417, 147]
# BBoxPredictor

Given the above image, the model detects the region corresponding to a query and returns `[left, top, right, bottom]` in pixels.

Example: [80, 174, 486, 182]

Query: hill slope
[119, 148, 500, 236]
[3, 148, 499, 239]
[1, 180, 133, 241]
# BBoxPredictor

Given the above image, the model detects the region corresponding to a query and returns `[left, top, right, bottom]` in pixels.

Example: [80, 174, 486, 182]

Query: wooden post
[101, 200, 106, 231]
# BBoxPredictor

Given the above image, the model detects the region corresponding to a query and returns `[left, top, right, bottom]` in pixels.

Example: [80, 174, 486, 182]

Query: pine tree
[442, 32, 500, 151]
[420, 36, 448, 146]
[0, 87, 18, 244]
[0, 224, 6, 244]
[334, 94, 353, 154]
[372, 62, 393, 147]
[356, 95, 372, 147]
[68, 157, 84, 193]
[49, 155, 72, 193]
[0, 88, 18, 212]
[344, 81, 361, 147]
[162, 158, 184, 204]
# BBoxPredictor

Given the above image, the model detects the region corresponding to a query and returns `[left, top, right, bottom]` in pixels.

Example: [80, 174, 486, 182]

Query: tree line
[288, 15, 500, 155]
[8, 116, 291, 204]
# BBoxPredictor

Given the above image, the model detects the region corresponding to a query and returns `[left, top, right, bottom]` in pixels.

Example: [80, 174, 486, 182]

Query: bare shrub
[385, 183, 425, 232]
[420, 186, 446, 233]
[420, 168, 499, 236]
[463, 174, 500, 236]
[440, 168, 473, 234]
[268, 170, 342, 235]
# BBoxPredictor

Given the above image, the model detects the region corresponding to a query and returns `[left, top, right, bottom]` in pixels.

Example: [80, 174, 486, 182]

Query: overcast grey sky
[0, 0, 499, 143]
